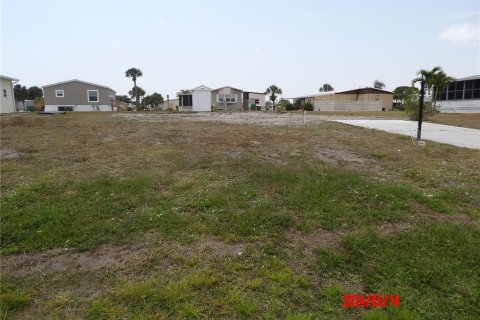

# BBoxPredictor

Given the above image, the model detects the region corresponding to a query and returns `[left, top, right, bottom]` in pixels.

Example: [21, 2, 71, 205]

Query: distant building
[160, 98, 179, 111]
[1, 75, 19, 113]
[211, 86, 266, 111]
[178, 85, 265, 112]
[43, 79, 116, 112]
[436, 75, 480, 113]
[293, 88, 393, 112]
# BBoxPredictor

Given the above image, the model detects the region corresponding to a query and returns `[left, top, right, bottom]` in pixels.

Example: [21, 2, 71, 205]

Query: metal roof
[42, 79, 115, 92]
[454, 75, 480, 81]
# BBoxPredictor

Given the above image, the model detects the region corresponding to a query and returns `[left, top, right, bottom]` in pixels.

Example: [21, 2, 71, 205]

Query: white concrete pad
[333, 120, 480, 149]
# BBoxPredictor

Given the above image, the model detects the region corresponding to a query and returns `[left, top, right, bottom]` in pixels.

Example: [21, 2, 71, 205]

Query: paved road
[334, 120, 480, 149]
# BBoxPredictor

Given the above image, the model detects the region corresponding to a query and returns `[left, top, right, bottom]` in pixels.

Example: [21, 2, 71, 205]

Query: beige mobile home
[295, 88, 393, 112]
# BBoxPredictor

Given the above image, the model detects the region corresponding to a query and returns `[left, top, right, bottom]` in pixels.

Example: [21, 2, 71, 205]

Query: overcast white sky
[1, 0, 479, 98]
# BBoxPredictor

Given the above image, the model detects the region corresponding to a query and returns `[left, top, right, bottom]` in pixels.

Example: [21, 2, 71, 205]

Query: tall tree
[393, 86, 419, 105]
[116, 95, 132, 104]
[27, 86, 43, 100]
[319, 83, 334, 92]
[393, 86, 419, 110]
[14, 84, 28, 106]
[373, 80, 386, 89]
[265, 84, 282, 110]
[125, 68, 143, 110]
[143, 92, 164, 109]
[129, 86, 146, 109]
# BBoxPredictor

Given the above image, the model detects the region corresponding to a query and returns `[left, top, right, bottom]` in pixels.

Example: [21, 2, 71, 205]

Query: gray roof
[191, 85, 212, 91]
[455, 75, 480, 81]
[212, 85, 244, 92]
[42, 79, 115, 92]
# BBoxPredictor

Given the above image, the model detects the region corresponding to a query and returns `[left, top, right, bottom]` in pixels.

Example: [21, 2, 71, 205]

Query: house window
[218, 94, 236, 103]
[3, 89, 6, 97]
[255, 99, 259, 104]
[375, 95, 379, 101]
[87, 90, 99, 102]
[58, 106, 73, 111]
[56, 90, 64, 97]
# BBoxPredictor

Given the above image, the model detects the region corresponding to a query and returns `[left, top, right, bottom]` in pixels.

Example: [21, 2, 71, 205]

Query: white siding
[45, 105, 114, 112]
[192, 87, 212, 111]
[1, 77, 16, 113]
[436, 100, 480, 113]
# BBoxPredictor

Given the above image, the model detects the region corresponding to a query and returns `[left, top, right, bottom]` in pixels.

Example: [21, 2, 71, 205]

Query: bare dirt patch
[1, 243, 152, 277]
[414, 203, 480, 227]
[1, 238, 245, 278]
[375, 222, 413, 235]
[197, 239, 245, 259]
[313, 147, 375, 168]
[285, 229, 345, 255]
[0, 148, 28, 159]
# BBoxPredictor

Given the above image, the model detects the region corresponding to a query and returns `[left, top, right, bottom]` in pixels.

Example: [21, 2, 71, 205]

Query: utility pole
[416, 76, 425, 142]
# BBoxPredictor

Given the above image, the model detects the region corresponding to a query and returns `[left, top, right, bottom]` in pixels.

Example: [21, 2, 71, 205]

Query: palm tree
[412, 66, 447, 111]
[265, 84, 282, 110]
[319, 83, 334, 92]
[125, 68, 143, 109]
[412, 66, 442, 96]
[129, 86, 146, 109]
[373, 80, 386, 89]
[430, 71, 454, 111]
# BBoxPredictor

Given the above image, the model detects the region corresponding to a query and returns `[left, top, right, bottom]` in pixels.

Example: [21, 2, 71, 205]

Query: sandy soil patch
[0, 148, 27, 159]
[313, 147, 375, 167]
[286, 229, 345, 255]
[1, 238, 245, 278]
[115, 112, 328, 126]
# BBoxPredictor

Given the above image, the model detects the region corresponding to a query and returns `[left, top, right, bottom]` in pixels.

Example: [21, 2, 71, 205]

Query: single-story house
[211, 86, 265, 111]
[178, 85, 212, 111]
[178, 85, 265, 112]
[293, 88, 393, 112]
[43, 79, 116, 112]
[436, 75, 480, 113]
[1, 75, 19, 113]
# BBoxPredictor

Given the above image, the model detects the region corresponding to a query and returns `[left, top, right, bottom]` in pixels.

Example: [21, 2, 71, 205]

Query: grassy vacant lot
[1, 112, 479, 319]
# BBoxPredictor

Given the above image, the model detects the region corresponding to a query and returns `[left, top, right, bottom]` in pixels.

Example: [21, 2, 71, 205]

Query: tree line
[13, 85, 43, 106]
[122, 68, 165, 110]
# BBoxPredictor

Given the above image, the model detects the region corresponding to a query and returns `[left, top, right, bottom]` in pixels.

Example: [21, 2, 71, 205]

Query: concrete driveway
[334, 120, 480, 149]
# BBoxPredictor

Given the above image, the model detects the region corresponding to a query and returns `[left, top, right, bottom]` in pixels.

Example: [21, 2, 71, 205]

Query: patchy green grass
[1, 112, 479, 319]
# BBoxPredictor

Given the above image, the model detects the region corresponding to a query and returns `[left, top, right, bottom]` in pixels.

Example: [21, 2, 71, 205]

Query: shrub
[405, 101, 434, 120]
[302, 102, 314, 111]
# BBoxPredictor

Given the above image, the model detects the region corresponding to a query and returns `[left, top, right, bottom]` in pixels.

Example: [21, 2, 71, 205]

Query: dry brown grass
[428, 113, 480, 129]
[312, 110, 407, 119]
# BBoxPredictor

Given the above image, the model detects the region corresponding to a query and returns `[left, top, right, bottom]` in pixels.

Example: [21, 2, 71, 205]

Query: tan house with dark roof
[43, 79, 116, 112]
[294, 88, 393, 112]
